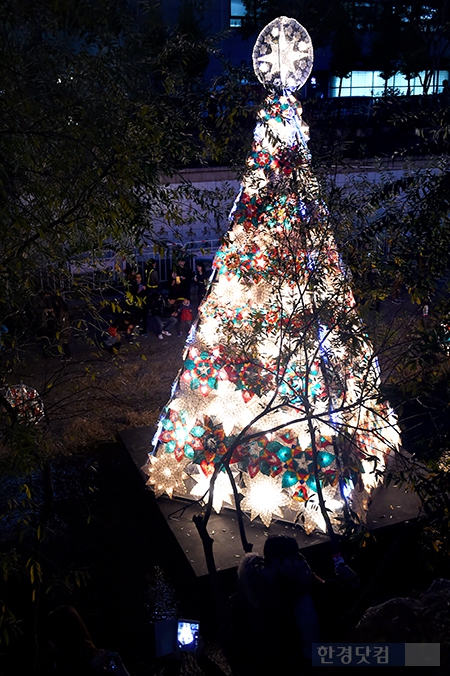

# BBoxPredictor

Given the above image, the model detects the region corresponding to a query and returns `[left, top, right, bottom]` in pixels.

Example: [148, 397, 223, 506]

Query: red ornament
[200, 460, 214, 476]
[248, 461, 259, 478]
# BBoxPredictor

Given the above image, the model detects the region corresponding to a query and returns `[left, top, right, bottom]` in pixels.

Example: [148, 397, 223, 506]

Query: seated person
[149, 296, 179, 339]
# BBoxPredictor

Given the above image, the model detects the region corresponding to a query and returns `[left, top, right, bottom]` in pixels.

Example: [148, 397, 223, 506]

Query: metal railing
[50, 239, 222, 292]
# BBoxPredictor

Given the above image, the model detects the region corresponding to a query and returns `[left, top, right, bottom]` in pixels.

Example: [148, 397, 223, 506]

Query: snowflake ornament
[190, 468, 237, 514]
[4, 383, 44, 423]
[144, 453, 190, 499]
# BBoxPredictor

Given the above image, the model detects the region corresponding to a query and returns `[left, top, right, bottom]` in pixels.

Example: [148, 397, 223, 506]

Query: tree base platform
[120, 426, 421, 577]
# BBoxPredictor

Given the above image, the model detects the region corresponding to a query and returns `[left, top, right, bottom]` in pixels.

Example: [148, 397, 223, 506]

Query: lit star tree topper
[252, 16, 314, 93]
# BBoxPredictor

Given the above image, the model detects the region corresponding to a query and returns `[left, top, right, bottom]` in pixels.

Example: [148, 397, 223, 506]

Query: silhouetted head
[263, 535, 313, 589]
[44, 606, 97, 659]
[263, 535, 301, 567]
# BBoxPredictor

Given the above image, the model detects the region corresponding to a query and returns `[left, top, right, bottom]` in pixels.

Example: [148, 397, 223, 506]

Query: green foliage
[0, 2, 249, 665]
[324, 149, 450, 569]
[45, 567, 91, 599]
[0, 0, 247, 343]
[0, 600, 21, 648]
[328, 159, 450, 306]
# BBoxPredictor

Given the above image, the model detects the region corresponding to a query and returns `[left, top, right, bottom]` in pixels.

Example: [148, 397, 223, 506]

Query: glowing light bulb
[240, 473, 289, 527]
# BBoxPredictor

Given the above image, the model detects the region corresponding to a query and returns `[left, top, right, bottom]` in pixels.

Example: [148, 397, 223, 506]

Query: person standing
[130, 272, 149, 336]
[194, 262, 208, 302]
[145, 258, 160, 296]
[169, 259, 191, 301]
[178, 298, 193, 338]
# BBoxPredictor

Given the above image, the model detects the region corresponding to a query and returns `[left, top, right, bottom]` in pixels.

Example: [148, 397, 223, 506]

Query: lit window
[329, 70, 449, 97]
[351, 1, 379, 30]
[230, 0, 246, 27]
[231, 0, 246, 15]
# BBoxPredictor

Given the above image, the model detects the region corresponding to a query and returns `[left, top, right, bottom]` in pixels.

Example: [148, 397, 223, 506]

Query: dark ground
[4, 435, 446, 675]
[1, 433, 443, 675]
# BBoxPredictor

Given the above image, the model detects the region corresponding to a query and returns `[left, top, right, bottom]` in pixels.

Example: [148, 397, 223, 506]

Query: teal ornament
[184, 445, 195, 460]
[306, 475, 321, 492]
[184, 359, 196, 371]
[162, 419, 174, 431]
[278, 382, 288, 395]
[165, 441, 176, 453]
[191, 425, 205, 438]
[276, 446, 293, 462]
[267, 440, 283, 454]
[310, 382, 321, 397]
[318, 451, 334, 467]
[259, 460, 271, 476]
[282, 470, 298, 488]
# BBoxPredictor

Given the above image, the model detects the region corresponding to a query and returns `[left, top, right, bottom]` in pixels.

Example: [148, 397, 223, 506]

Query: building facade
[159, 1, 449, 97]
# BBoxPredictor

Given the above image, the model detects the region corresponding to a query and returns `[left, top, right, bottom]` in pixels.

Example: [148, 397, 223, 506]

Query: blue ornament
[184, 445, 195, 460]
[282, 470, 298, 488]
[318, 451, 334, 467]
[277, 446, 293, 462]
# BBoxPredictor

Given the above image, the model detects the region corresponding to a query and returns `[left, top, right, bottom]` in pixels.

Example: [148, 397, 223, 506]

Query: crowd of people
[104, 259, 208, 353]
[223, 535, 359, 675]
[34, 536, 361, 676]
[3, 257, 208, 362]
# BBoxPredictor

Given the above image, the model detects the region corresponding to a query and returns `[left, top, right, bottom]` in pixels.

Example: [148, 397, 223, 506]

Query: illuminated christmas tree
[144, 17, 400, 536]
